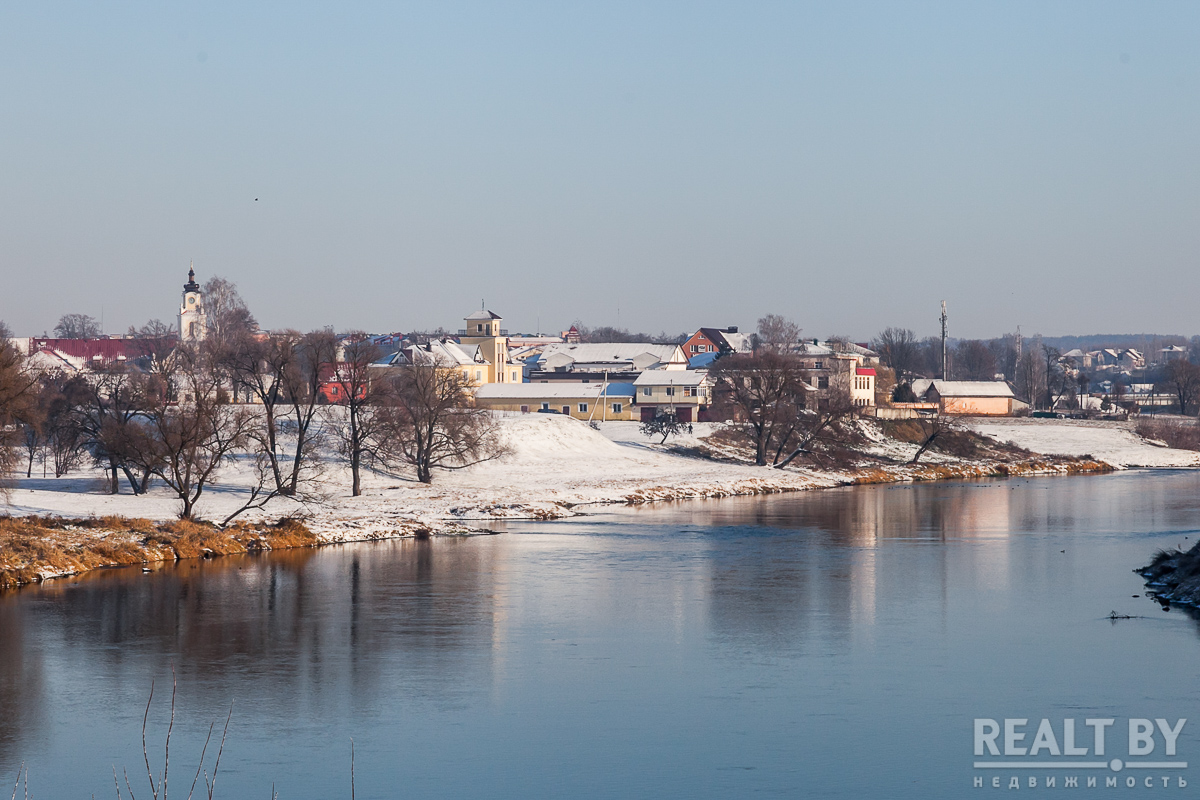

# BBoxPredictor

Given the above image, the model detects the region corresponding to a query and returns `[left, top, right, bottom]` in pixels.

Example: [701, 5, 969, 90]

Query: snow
[2, 415, 837, 540]
[8, 415, 1195, 548]
[965, 418, 1200, 468]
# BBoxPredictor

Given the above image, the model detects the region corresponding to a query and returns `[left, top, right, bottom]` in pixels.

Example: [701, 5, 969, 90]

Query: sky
[1, 1, 1198, 341]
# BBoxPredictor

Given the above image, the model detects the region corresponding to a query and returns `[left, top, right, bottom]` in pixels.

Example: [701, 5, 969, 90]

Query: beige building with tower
[459, 309, 520, 384]
[178, 264, 206, 342]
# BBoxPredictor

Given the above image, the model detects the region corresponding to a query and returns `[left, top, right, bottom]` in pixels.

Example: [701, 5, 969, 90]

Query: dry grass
[0, 515, 317, 590]
[1135, 418, 1200, 451]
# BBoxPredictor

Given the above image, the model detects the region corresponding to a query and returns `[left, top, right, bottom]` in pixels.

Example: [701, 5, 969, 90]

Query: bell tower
[179, 263, 207, 342]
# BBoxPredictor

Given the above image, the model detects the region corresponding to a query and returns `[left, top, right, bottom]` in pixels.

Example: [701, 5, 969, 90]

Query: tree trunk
[351, 449, 361, 497]
[108, 457, 120, 494]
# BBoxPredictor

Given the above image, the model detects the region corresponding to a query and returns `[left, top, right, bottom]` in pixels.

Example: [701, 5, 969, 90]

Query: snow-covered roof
[912, 379, 1014, 399]
[633, 369, 709, 387]
[465, 309, 502, 321]
[475, 382, 636, 400]
[535, 343, 686, 371]
[1061, 349, 1087, 358]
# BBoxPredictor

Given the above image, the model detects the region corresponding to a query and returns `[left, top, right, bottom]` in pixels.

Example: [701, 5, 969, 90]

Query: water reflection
[3, 472, 1200, 799]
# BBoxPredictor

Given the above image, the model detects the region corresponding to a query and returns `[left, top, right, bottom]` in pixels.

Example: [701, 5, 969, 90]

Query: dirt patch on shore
[0, 516, 317, 590]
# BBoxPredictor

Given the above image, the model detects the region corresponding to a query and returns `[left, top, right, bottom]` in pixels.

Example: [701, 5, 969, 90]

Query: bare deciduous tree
[126, 346, 255, 519]
[221, 328, 337, 497]
[201, 276, 257, 344]
[710, 350, 809, 466]
[873, 327, 919, 383]
[53, 313, 102, 339]
[773, 390, 857, 469]
[373, 359, 505, 484]
[0, 324, 38, 495]
[1160, 360, 1200, 416]
[754, 314, 802, 354]
[910, 414, 953, 464]
[325, 335, 381, 497]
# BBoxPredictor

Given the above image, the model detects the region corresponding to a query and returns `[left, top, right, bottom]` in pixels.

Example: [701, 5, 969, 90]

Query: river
[3, 471, 1200, 798]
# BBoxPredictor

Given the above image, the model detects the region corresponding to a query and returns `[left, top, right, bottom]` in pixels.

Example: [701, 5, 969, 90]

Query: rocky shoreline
[1137, 542, 1200, 607]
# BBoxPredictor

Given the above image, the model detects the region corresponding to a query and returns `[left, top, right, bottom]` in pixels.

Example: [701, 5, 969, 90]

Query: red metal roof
[856, 367, 876, 376]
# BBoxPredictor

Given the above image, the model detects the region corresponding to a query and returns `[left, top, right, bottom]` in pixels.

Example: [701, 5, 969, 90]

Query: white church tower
[178, 263, 207, 342]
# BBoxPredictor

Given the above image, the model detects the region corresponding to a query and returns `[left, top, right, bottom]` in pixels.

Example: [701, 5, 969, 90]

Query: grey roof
[912, 379, 1014, 399]
[633, 369, 709, 387]
[465, 309, 502, 321]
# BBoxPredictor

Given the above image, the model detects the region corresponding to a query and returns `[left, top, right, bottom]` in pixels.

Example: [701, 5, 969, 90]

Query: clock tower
[178, 263, 207, 342]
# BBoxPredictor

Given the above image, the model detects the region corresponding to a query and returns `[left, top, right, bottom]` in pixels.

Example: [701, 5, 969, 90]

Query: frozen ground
[965, 417, 1200, 468]
[2, 416, 840, 540]
[4, 415, 1184, 543]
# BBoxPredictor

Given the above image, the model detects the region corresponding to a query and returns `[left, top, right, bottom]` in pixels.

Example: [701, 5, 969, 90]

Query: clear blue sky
[2, 1, 1197, 340]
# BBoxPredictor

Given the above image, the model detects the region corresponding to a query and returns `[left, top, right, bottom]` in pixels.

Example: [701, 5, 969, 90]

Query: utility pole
[940, 301, 948, 380]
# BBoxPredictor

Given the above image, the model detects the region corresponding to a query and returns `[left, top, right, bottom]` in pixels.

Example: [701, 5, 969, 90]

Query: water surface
[3, 471, 1200, 798]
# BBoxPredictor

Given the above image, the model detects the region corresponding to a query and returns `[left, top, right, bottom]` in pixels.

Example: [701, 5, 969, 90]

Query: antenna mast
[940, 301, 948, 380]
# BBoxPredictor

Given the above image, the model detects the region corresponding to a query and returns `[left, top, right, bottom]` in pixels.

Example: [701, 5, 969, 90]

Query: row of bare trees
[1, 294, 504, 520]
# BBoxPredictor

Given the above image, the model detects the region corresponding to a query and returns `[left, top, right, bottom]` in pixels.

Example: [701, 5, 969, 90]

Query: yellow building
[473, 382, 636, 421]
[459, 310, 521, 384]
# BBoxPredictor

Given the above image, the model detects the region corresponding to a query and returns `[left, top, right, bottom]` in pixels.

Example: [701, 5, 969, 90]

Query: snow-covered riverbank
[966, 417, 1200, 468]
[0, 414, 1168, 587]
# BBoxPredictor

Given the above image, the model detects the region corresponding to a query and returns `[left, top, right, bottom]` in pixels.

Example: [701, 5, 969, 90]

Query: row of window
[689, 343, 712, 353]
[518, 403, 624, 414]
[640, 386, 706, 397]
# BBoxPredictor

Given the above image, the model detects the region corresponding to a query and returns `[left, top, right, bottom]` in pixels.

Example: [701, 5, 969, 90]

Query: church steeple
[179, 262, 207, 342]
[184, 261, 200, 293]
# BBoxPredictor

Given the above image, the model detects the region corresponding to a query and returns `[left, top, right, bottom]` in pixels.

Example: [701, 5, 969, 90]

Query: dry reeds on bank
[0, 515, 316, 590]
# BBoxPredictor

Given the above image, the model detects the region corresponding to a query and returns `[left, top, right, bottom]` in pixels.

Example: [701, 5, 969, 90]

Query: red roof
[29, 338, 163, 361]
[856, 367, 876, 376]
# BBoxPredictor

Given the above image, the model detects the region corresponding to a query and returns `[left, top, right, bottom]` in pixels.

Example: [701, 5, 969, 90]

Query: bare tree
[53, 313, 102, 339]
[955, 340, 997, 381]
[754, 314, 802, 354]
[201, 276, 258, 344]
[872, 327, 919, 382]
[373, 360, 505, 484]
[710, 350, 809, 466]
[910, 414, 953, 464]
[64, 367, 161, 494]
[325, 335, 382, 496]
[773, 390, 857, 468]
[0, 324, 38, 494]
[126, 346, 255, 519]
[221, 328, 336, 496]
[1160, 360, 1200, 416]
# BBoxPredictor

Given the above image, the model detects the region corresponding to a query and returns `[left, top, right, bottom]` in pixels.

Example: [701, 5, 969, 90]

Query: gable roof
[911, 379, 1014, 398]
[465, 309, 502, 321]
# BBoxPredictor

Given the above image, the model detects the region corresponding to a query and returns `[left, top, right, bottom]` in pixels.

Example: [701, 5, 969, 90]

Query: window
[665, 387, 675, 396]
[612, 403, 622, 414]
[579, 403, 588, 413]
[520, 405, 530, 413]
[814, 360, 823, 369]
[699, 387, 707, 398]
[475, 370, 482, 381]
[691, 345, 698, 353]
[477, 324, 483, 332]
[562, 406, 570, 415]
[541, 402, 550, 410]
[683, 387, 694, 397]
[642, 387, 651, 396]
[331, 386, 340, 396]
[818, 377, 829, 389]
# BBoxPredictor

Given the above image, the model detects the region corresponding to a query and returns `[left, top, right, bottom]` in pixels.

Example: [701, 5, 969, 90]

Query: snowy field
[5, 415, 1194, 542]
[966, 417, 1200, 468]
[1, 416, 839, 540]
